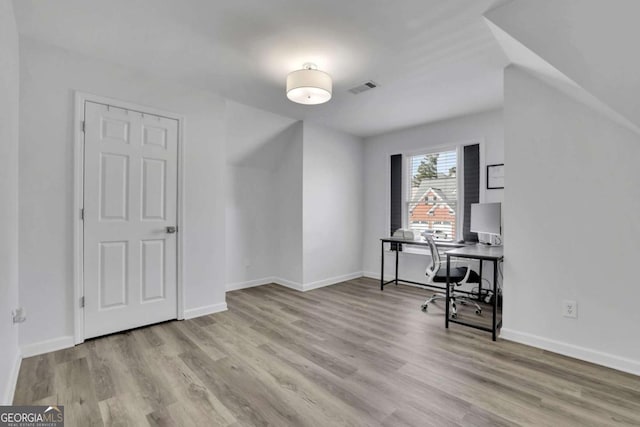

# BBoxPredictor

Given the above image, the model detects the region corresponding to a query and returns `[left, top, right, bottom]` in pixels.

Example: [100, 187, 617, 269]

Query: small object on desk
[470, 202, 502, 245]
[392, 228, 420, 240]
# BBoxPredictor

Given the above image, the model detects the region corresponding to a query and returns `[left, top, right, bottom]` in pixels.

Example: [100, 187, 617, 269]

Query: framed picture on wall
[487, 163, 504, 189]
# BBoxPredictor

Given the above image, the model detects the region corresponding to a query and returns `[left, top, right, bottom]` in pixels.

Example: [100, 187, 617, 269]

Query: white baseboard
[184, 302, 228, 320]
[501, 328, 640, 376]
[363, 271, 394, 281]
[226, 277, 275, 292]
[21, 336, 74, 359]
[363, 271, 376, 279]
[226, 272, 366, 294]
[301, 271, 363, 291]
[2, 350, 21, 405]
[272, 277, 304, 292]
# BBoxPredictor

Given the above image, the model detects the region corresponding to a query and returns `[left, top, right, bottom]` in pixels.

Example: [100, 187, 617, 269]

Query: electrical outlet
[562, 300, 577, 318]
[12, 307, 26, 324]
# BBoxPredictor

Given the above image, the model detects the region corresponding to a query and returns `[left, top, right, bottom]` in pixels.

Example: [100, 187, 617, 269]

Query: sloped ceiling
[225, 101, 298, 169]
[13, 0, 509, 137]
[485, 0, 640, 134]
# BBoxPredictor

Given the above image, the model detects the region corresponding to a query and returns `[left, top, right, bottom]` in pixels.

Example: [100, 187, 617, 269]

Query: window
[407, 149, 458, 241]
[389, 143, 479, 243]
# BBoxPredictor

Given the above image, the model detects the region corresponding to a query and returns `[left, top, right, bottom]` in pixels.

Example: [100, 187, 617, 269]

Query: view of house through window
[408, 149, 457, 241]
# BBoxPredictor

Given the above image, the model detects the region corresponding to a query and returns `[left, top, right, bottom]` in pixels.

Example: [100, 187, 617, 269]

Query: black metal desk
[379, 238, 469, 292]
[445, 245, 503, 341]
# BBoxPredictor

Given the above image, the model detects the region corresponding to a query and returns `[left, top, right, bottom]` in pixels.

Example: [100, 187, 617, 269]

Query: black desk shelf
[444, 245, 503, 341]
[379, 237, 503, 341]
[379, 237, 471, 292]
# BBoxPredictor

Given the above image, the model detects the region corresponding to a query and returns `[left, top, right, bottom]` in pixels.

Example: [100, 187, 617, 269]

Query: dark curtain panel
[390, 154, 403, 250]
[390, 154, 403, 235]
[463, 144, 480, 242]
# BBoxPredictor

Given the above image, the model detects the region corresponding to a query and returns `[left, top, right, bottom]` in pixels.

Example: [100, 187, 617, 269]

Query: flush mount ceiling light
[286, 63, 332, 105]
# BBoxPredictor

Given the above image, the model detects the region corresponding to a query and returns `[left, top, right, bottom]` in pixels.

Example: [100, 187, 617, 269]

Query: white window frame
[403, 145, 461, 239]
[393, 139, 485, 255]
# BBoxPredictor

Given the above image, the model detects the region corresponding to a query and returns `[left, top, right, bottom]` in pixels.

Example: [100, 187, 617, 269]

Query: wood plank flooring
[13, 278, 640, 426]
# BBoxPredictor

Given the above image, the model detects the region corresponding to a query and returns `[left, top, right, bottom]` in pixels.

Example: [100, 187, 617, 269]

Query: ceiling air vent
[348, 81, 379, 94]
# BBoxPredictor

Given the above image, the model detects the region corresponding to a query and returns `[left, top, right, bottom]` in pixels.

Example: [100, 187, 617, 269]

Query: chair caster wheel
[421, 304, 428, 311]
[475, 309, 482, 315]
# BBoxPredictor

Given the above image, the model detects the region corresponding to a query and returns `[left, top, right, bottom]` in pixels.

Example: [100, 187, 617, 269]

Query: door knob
[166, 226, 177, 234]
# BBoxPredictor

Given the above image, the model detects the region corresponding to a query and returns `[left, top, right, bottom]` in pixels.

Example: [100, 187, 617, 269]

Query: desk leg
[492, 259, 498, 341]
[445, 254, 451, 329]
[395, 245, 399, 286]
[380, 241, 384, 291]
[478, 260, 483, 301]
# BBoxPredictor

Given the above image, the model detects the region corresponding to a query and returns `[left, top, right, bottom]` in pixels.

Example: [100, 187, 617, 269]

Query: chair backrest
[424, 235, 443, 278]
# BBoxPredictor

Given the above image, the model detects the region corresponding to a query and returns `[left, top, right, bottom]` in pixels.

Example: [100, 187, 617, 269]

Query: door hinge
[80, 208, 84, 220]
[80, 296, 85, 308]
[81, 121, 85, 132]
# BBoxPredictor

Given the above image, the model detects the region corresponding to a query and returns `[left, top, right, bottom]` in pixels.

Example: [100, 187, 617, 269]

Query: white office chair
[421, 235, 482, 318]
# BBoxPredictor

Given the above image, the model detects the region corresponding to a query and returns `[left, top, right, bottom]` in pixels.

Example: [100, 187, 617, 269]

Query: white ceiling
[13, 0, 509, 137]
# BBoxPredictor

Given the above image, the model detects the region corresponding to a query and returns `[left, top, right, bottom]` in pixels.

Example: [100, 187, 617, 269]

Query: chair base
[421, 292, 483, 317]
[420, 293, 446, 311]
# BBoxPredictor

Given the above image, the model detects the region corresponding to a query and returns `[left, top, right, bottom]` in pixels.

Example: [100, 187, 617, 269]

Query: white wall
[225, 118, 364, 291]
[502, 66, 640, 374]
[225, 166, 277, 287]
[0, 0, 21, 404]
[224, 101, 297, 289]
[362, 109, 504, 284]
[18, 38, 227, 348]
[302, 123, 364, 286]
[274, 122, 304, 285]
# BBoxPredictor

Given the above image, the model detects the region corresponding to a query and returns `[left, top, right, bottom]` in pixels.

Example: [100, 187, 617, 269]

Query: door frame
[73, 91, 186, 344]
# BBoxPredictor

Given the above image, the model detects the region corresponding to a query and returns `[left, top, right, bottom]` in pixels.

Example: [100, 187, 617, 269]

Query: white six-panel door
[83, 101, 178, 339]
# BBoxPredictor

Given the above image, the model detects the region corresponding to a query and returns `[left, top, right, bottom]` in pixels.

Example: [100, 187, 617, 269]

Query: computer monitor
[470, 202, 501, 237]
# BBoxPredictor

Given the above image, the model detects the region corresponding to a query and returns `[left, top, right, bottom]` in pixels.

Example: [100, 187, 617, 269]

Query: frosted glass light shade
[286, 67, 332, 105]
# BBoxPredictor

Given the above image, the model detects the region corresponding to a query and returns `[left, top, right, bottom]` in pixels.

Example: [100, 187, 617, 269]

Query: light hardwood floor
[14, 278, 640, 426]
